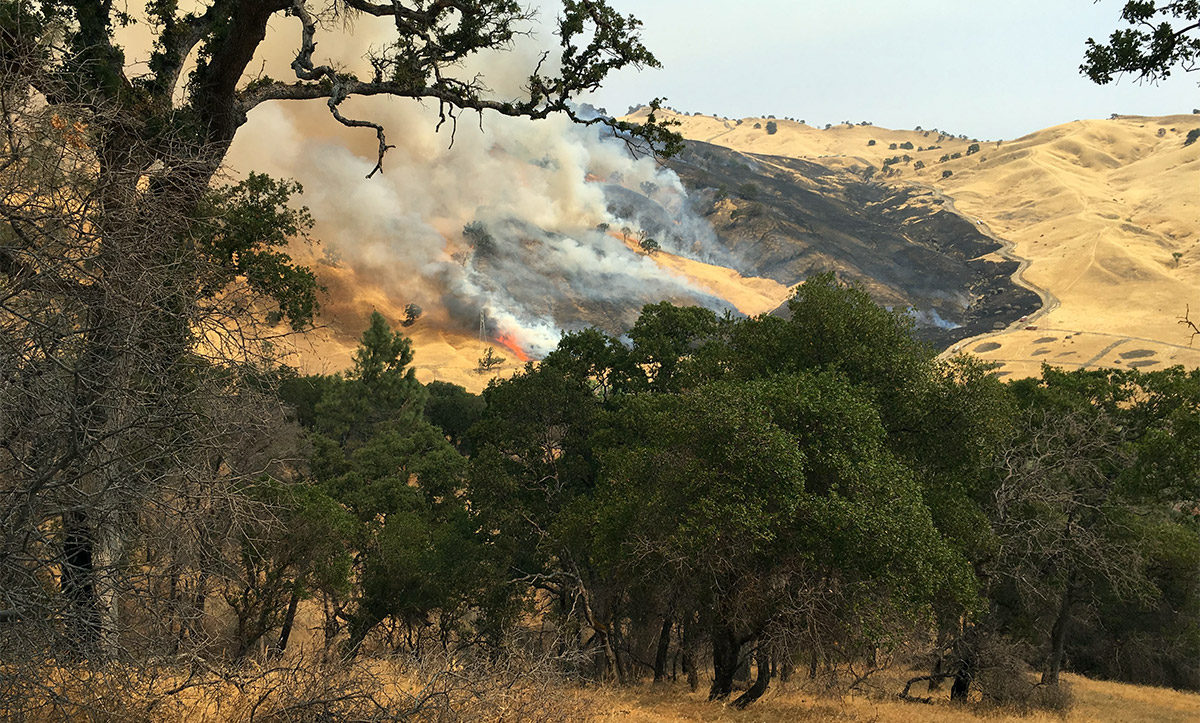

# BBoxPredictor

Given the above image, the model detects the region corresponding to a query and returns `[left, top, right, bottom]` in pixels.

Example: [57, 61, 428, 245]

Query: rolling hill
[627, 108, 1200, 380]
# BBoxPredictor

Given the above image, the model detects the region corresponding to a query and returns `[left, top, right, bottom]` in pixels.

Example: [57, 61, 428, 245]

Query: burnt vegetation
[664, 142, 1039, 347]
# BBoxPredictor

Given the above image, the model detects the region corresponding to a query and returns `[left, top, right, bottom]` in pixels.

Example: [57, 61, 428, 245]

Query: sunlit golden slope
[636, 109, 1200, 377]
[283, 247, 788, 394]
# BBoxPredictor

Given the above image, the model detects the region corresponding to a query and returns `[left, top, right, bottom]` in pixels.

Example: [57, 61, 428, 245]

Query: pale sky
[531, 0, 1199, 140]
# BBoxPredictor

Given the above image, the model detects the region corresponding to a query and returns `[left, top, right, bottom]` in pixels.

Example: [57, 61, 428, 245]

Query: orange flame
[496, 333, 530, 363]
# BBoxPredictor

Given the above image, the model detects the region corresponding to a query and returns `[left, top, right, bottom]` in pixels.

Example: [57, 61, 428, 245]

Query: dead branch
[1180, 304, 1199, 346]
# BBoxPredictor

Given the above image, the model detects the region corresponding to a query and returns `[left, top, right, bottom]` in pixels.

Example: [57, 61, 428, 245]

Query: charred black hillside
[656, 141, 1039, 347]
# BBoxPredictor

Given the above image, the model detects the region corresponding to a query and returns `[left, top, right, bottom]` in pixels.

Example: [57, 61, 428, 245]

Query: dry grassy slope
[575, 673, 1200, 723]
[284, 246, 788, 394]
[634, 109, 1200, 378]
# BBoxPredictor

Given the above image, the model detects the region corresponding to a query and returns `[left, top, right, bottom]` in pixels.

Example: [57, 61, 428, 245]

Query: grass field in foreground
[573, 672, 1200, 722]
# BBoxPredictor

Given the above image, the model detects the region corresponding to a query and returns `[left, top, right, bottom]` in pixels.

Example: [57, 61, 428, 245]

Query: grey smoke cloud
[109, 4, 742, 355]
[228, 97, 736, 357]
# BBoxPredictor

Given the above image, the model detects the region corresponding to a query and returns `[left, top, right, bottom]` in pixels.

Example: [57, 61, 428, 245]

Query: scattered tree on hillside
[403, 303, 424, 327]
[478, 347, 507, 373]
[943, 170, 954, 178]
[1185, 128, 1200, 145]
[967, 142, 982, 155]
[765, 120, 778, 134]
[868, 139, 877, 146]
[639, 237, 661, 254]
[464, 221, 497, 258]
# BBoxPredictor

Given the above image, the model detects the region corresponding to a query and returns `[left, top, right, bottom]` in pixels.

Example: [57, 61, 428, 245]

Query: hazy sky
[529, 0, 1198, 140]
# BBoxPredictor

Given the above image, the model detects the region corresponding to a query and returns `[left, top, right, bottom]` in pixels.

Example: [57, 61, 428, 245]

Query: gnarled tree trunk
[732, 646, 771, 709]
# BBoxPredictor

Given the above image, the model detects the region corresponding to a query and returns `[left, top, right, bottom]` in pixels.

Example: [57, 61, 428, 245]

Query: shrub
[1184, 128, 1200, 146]
[402, 303, 423, 327]
[889, 143, 898, 150]
[942, 170, 953, 178]
[765, 121, 778, 134]
[868, 139, 876, 146]
[754, 122, 762, 129]
[730, 201, 764, 220]
[914, 160, 925, 170]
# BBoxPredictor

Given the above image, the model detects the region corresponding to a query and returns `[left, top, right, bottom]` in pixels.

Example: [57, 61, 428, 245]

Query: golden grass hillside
[631, 108, 1200, 378]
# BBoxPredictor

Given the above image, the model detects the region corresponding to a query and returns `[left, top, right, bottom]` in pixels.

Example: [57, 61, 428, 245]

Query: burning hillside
[229, 98, 1049, 382]
[228, 100, 755, 366]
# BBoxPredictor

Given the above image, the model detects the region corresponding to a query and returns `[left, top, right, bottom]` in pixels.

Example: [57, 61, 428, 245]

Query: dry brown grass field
[23, 664, 1199, 722]
[575, 673, 1200, 723]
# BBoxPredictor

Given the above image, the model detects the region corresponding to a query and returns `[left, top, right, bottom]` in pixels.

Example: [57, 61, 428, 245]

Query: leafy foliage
[195, 173, 321, 329]
[1083, 1, 1200, 83]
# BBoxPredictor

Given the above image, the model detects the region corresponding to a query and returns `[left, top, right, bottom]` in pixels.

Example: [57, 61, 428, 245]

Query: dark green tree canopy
[1083, 1, 1200, 84]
